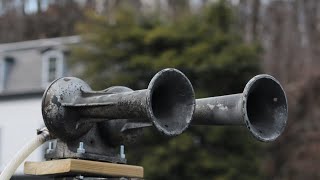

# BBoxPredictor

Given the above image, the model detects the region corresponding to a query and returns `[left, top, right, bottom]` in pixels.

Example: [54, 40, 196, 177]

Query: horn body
[42, 68, 195, 141]
[192, 74, 288, 142]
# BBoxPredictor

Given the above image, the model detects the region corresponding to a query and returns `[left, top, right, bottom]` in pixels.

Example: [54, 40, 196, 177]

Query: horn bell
[243, 74, 288, 142]
[147, 68, 196, 136]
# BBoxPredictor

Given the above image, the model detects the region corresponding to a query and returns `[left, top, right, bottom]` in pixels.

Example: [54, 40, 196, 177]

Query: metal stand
[45, 124, 126, 164]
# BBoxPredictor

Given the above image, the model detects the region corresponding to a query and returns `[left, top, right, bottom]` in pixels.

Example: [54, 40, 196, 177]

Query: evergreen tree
[72, 2, 265, 179]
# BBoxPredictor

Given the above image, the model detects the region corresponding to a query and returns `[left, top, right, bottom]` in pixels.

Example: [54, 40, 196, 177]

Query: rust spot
[52, 96, 61, 107]
[45, 96, 50, 107]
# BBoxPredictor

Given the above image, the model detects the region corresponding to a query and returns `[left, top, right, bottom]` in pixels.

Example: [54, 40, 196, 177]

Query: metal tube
[74, 89, 151, 120]
[192, 94, 244, 125]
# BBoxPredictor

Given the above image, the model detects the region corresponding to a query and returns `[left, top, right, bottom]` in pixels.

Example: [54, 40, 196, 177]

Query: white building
[0, 36, 80, 179]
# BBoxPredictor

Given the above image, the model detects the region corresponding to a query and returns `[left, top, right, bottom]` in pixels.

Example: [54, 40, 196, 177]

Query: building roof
[0, 36, 81, 97]
[0, 36, 80, 52]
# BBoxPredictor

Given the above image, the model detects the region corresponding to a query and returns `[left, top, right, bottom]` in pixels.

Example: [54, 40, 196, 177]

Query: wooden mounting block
[24, 159, 144, 178]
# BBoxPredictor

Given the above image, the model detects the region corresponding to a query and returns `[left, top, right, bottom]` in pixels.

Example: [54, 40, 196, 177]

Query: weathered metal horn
[42, 68, 195, 141]
[192, 74, 288, 142]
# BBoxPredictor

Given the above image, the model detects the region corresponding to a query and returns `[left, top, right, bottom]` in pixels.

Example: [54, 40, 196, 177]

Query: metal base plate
[45, 124, 126, 164]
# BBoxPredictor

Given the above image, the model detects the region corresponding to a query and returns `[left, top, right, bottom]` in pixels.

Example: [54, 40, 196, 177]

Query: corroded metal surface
[42, 77, 94, 141]
[192, 74, 288, 142]
[42, 68, 195, 164]
[42, 68, 195, 141]
[45, 125, 127, 164]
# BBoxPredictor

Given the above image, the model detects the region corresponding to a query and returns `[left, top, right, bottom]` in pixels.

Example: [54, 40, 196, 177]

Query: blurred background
[0, 0, 319, 179]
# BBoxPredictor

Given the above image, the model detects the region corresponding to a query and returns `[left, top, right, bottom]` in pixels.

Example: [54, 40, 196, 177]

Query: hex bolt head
[77, 142, 86, 154]
[76, 175, 84, 179]
[120, 145, 125, 159]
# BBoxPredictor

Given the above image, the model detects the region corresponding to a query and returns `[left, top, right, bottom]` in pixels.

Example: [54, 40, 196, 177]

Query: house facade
[0, 36, 80, 178]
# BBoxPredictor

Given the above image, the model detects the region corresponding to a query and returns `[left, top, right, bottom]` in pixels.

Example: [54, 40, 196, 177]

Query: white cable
[0, 127, 51, 180]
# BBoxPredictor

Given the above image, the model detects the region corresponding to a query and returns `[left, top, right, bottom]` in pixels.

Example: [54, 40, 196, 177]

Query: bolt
[46, 141, 54, 154]
[120, 145, 125, 159]
[75, 175, 84, 179]
[77, 142, 85, 154]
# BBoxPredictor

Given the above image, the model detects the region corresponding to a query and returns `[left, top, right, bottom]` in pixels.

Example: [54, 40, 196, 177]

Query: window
[0, 56, 14, 92]
[48, 57, 57, 82]
[0, 60, 4, 92]
[42, 50, 64, 87]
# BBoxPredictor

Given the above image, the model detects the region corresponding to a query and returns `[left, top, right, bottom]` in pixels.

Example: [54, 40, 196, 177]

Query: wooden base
[24, 159, 144, 178]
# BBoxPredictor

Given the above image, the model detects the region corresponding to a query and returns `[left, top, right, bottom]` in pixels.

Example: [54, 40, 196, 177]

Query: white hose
[0, 128, 51, 180]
